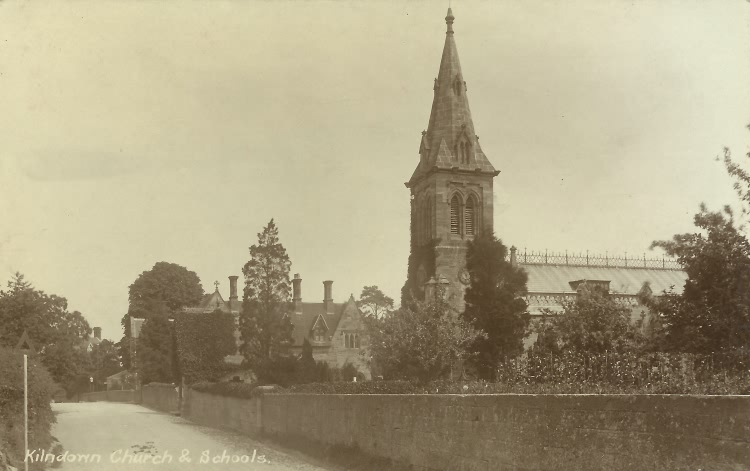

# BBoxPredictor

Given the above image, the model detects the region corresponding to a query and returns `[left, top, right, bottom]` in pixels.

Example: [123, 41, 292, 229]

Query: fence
[497, 350, 750, 394]
[510, 249, 682, 270]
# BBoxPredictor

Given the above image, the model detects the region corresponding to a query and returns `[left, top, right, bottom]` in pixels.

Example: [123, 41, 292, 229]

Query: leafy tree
[462, 232, 530, 380]
[135, 300, 175, 384]
[532, 285, 646, 355]
[641, 141, 750, 354]
[128, 262, 205, 314]
[121, 262, 204, 378]
[369, 284, 485, 382]
[0, 273, 92, 393]
[646, 204, 750, 353]
[357, 286, 394, 319]
[240, 219, 294, 370]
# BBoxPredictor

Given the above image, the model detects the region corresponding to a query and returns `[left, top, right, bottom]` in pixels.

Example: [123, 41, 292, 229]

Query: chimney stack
[228, 276, 239, 301]
[510, 246, 518, 267]
[292, 274, 303, 314]
[323, 280, 334, 314]
[93, 327, 102, 340]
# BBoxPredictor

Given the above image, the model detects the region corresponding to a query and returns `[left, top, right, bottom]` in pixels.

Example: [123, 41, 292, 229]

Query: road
[49, 402, 332, 471]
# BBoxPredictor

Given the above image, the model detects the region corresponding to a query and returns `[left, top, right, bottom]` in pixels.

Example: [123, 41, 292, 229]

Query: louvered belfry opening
[465, 197, 475, 235]
[450, 195, 460, 235]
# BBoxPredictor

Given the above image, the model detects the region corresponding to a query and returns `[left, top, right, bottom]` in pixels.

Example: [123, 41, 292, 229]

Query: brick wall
[185, 390, 750, 471]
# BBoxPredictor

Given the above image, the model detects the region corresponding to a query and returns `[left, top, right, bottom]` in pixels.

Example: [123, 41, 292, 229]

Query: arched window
[423, 199, 431, 242]
[345, 334, 350, 349]
[450, 195, 460, 235]
[427, 199, 433, 240]
[355, 334, 360, 349]
[465, 196, 476, 235]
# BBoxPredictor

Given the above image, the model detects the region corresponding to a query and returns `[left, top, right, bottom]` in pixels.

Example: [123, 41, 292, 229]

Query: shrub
[0, 348, 56, 470]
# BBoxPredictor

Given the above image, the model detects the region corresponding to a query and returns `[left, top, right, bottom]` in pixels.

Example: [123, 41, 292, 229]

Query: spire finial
[445, 8, 454, 34]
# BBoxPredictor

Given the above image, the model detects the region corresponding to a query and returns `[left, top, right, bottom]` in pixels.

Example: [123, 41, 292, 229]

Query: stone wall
[185, 390, 750, 471]
[80, 390, 136, 402]
[141, 383, 179, 413]
[183, 388, 261, 436]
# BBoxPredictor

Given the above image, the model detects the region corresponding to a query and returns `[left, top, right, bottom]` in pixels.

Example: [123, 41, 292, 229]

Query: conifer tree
[240, 219, 294, 369]
[463, 231, 529, 380]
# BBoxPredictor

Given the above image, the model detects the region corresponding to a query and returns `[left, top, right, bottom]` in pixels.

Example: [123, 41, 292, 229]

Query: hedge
[191, 382, 285, 399]
[0, 348, 56, 471]
[285, 378, 750, 395]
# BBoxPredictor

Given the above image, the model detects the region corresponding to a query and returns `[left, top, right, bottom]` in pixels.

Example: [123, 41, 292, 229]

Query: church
[133, 8, 687, 378]
[402, 8, 686, 344]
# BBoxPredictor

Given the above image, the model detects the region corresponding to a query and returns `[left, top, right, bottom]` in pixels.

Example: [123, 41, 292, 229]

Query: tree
[128, 262, 205, 314]
[532, 285, 646, 355]
[135, 300, 175, 384]
[121, 262, 204, 375]
[640, 139, 750, 354]
[0, 273, 92, 392]
[240, 219, 294, 370]
[297, 338, 317, 384]
[462, 232, 530, 380]
[369, 285, 485, 382]
[173, 310, 237, 385]
[357, 286, 394, 319]
[646, 204, 750, 353]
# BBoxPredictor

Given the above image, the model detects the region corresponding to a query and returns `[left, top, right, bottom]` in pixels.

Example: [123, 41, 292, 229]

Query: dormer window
[453, 74, 463, 96]
[455, 133, 472, 165]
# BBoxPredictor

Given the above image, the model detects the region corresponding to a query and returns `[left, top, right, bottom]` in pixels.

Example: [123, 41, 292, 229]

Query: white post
[24, 354, 28, 471]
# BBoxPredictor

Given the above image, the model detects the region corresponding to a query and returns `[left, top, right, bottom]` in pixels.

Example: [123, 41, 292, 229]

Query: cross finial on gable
[214, 280, 220, 291]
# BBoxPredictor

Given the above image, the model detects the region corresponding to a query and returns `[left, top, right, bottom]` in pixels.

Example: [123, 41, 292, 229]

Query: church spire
[407, 8, 497, 187]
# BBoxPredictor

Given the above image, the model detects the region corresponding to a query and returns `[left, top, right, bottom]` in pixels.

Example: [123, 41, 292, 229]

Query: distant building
[512, 248, 686, 346]
[288, 275, 369, 378]
[78, 326, 102, 352]
[183, 276, 243, 365]
[183, 275, 371, 378]
[106, 370, 134, 390]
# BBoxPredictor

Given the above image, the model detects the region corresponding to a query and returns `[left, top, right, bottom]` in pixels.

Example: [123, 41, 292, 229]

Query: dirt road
[48, 402, 331, 471]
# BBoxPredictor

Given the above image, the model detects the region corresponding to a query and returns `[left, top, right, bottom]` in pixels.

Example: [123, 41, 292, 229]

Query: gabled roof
[183, 289, 242, 314]
[290, 303, 345, 346]
[290, 296, 363, 347]
[408, 8, 497, 187]
[311, 314, 330, 332]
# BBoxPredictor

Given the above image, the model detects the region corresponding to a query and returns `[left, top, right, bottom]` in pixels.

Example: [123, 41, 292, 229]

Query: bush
[287, 380, 421, 394]
[0, 348, 56, 470]
[256, 356, 365, 387]
[494, 350, 750, 394]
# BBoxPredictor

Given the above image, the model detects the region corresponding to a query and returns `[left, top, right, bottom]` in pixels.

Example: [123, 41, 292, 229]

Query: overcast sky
[1, 0, 748, 341]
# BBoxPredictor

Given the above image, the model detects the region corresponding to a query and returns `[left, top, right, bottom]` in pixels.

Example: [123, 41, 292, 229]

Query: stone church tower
[404, 8, 499, 311]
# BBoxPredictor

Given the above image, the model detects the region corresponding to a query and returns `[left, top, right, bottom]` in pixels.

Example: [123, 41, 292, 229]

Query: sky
[1, 0, 748, 342]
